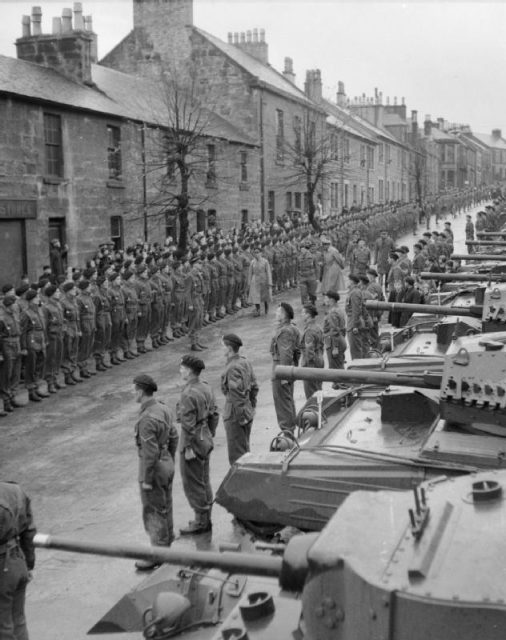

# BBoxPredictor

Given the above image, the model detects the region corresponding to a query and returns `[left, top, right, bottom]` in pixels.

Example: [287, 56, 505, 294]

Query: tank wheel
[236, 519, 282, 538]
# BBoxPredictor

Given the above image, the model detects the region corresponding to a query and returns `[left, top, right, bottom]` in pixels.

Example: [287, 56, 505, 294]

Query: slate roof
[383, 112, 408, 127]
[428, 127, 459, 143]
[0, 54, 257, 146]
[472, 132, 506, 150]
[322, 98, 377, 143]
[192, 27, 315, 107]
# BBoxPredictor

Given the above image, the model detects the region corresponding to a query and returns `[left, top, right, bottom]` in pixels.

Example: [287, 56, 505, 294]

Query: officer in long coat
[220, 333, 259, 465]
[178, 355, 219, 535]
[133, 374, 179, 571]
[270, 302, 301, 433]
[0, 481, 36, 638]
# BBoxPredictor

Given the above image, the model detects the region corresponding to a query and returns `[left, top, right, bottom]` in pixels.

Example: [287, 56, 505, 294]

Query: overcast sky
[1, 0, 504, 134]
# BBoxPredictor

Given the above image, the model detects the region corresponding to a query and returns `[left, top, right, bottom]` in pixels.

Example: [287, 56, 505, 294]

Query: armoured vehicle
[35, 470, 506, 639]
[216, 332, 506, 532]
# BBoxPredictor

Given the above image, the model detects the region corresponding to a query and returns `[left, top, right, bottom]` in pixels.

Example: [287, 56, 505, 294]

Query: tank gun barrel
[452, 254, 506, 262]
[466, 241, 506, 247]
[274, 365, 441, 389]
[477, 231, 506, 238]
[33, 534, 282, 578]
[419, 271, 506, 282]
[365, 300, 481, 317]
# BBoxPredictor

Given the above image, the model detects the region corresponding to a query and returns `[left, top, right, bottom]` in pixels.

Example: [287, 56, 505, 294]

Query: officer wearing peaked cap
[133, 374, 179, 571]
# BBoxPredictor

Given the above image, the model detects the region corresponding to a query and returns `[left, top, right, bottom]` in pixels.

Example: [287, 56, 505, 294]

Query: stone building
[101, 0, 326, 224]
[0, 3, 258, 285]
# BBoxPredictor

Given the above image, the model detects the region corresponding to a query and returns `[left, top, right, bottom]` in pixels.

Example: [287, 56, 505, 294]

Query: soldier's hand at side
[141, 482, 153, 490]
[184, 447, 197, 461]
[27, 571, 33, 582]
[20, 350, 28, 356]
[352, 328, 359, 335]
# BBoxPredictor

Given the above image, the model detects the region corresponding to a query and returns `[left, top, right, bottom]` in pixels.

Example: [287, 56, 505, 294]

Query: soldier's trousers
[136, 308, 150, 343]
[208, 288, 217, 316]
[0, 340, 21, 400]
[0, 545, 30, 640]
[78, 328, 95, 370]
[121, 314, 137, 352]
[224, 418, 252, 466]
[45, 334, 63, 384]
[347, 330, 363, 360]
[219, 279, 227, 310]
[150, 302, 163, 340]
[326, 345, 345, 370]
[162, 301, 171, 335]
[226, 279, 235, 310]
[94, 320, 112, 358]
[180, 453, 213, 514]
[271, 378, 296, 432]
[24, 348, 45, 390]
[110, 315, 124, 352]
[303, 369, 322, 400]
[188, 302, 203, 344]
[172, 295, 184, 328]
[299, 279, 317, 305]
[62, 333, 78, 374]
[139, 459, 174, 546]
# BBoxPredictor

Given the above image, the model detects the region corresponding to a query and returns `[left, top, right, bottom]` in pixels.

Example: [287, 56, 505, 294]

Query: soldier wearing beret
[323, 291, 347, 373]
[121, 270, 139, 358]
[43, 284, 65, 393]
[76, 280, 96, 378]
[133, 374, 179, 570]
[0, 294, 23, 412]
[20, 288, 48, 402]
[345, 274, 364, 360]
[109, 272, 127, 362]
[300, 304, 324, 399]
[135, 266, 152, 354]
[220, 334, 259, 465]
[92, 276, 112, 372]
[178, 355, 219, 535]
[60, 282, 82, 386]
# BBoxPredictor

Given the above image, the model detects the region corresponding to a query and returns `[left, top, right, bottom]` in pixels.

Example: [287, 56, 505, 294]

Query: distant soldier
[109, 271, 126, 362]
[298, 240, 319, 305]
[320, 237, 345, 295]
[133, 374, 179, 571]
[247, 246, 272, 316]
[465, 214, 475, 254]
[270, 303, 301, 433]
[373, 229, 395, 287]
[300, 304, 324, 399]
[0, 294, 22, 411]
[135, 265, 152, 354]
[49, 238, 68, 278]
[345, 274, 364, 360]
[351, 239, 371, 277]
[121, 270, 139, 358]
[76, 280, 96, 378]
[60, 282, 82, 386]
[93, 276, 112, 372]
[0, 481, 37, 638]
[178, 355, 219, 535]
[323, 291, 347, 372]
[43, 284, 64, 393]
[20, 288, 48, 402]
[187, 256, 206, 352]
[220, 333, 259, 465]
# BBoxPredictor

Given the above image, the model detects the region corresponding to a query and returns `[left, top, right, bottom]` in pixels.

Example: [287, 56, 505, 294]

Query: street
[0, 205, 479, 640]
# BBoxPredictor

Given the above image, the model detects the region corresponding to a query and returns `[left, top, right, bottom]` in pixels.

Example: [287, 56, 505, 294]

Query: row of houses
[0, 0, 504, 284]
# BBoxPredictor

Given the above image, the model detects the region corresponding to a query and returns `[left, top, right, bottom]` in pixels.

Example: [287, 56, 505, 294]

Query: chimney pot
[21, 15, 31, 37]
[52, 17, 62, 34]
[240, 32, 245, 43]
[253, 28, 258, 42]
[394, 96, 397, 106]
[85, 15, 93, 31]
[227, 32, 232, 43]
[411, 110, 418, 122]
[61, 8, 73, 33]
[386, 96, 390, 105]
[402, 96, 405, 105]
[233, 32, 239, 44]
[31, 6, 42, 35]
[73, 2, 84, 30]
[246, 29, 252, 43]
[260, 28, 265, 43]
[284, 57, 292, 73]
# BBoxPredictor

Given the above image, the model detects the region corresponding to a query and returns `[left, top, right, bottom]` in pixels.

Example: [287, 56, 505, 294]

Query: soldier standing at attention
[373, 229, 395, 288]
[465, 214, 475, 254]
[133, 374, 179, 571]
[345, 274, 364, 360]
[60, 282, 82, 386]
[43, 284, 64, 393]
[220, 333, 259, 465]
[121, 269, 139, 358]
[323, 291, 347, 373]
[0, 294, 22, 412]
[108, 272, 126, 362]
[20, 288, 48, 402]
[178, 355, 219, 535]
[0, 480, 36, 638]
[270, 302, 301, 433]
[297, 240, 319, 305]
[187, 256, 206, 352]
[76, 280, 96, 378]
[135, 265, 152, 354]
[92, 276, 112, 372]
[300, 304, 325, 399]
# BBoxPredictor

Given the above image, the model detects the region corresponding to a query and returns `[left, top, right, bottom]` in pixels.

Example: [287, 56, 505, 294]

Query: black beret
[45, 285, 57, 297]
[325, 290, 340, 301]
[389, 252, 399, 260]
[1, 284, 14, 294]
[62, 282, 75, 292]
[97, 275, 107, 286]
[108, 272, 120, 281]
[15, 284, 30, 296]
[279, 302, 294, 320]
[366, 268, 378, 277]
[78, 279, 90, 290]
[359, 276, 369, 285]
[405, 276, 415, 286]
[348, 274, 360, 284]
[83, 268, 95, 279]
[180, 355, 205, 373]
[123, 269, 134, 281]
[25, 289, 38, 301]
[2, 294, 16, 306]
[133, 374, 158, 393]
[222, 333, 243, 348]
[303, 303, 318, 317]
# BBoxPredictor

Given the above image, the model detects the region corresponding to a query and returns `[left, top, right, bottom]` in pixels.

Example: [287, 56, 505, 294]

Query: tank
[35, 469, 506, 639]
[216, 332, 506, 533]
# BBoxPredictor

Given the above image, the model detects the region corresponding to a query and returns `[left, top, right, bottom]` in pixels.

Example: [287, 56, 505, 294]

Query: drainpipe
[259, 88, 265, 222]
[141, 122, 148, 241]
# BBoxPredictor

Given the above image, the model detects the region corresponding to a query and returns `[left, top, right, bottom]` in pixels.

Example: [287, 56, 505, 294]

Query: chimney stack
[31, 6, 42, 36]
[304, 69, 322, 102]
[52, 17, 62, 34]
[231, 26, 269, 64]
[73, 2, 84, 30]
[337, 80, 346, 107]
[492, 128, 502, 140]
[424, 115, 432, 136]
[283, 57, 296, 84]
[411, 110, 418, 136]
[22, 15, 31, 38]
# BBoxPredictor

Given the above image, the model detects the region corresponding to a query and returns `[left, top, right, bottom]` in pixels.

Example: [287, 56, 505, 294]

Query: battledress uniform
[270, 321, 301, 432]
[300, 317, 325, 399]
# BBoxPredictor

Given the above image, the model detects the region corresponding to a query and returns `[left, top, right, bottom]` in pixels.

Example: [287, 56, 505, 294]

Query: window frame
[44, 112, 64, 178]
[107, 124, 122, 180]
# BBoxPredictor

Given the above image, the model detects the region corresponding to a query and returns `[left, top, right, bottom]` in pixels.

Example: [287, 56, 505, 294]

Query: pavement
[0, 203, 485, 640]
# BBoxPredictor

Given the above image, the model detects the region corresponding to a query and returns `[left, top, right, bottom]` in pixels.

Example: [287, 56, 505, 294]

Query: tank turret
[35, 471, 506, 640]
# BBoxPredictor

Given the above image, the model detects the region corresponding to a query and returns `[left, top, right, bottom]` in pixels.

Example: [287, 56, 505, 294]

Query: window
[165, 209, 177, 239]
[386, 181, 390, 201]
[367, 146, 374, 169]
[285, 192, 292, 212]
[196, 209, 206, 232]
[385, 144, 391, 164]
[268, 191, 275, 222]
[330, 183, 338, 209]
[352, 184, 358, 203]
[330, 133, 338, 160]
[44, 113, 63, 177]
[110, 215, 123, 251]
[344, 137, 350, 163]
[368, 186, 374, 203]
[344, 184, 349, 208]
[378, 179, 384, 202]
[304, 193, 309, 213]
[379, 143, 384, 164]
[206, 144, 216, 184]
[293, 116, 301, 157]
[241, 209, 249, 227]
[294, 192, 302, 211]
[360, 145, 366, 167]
[276, 109, 284, 161]
[446, 144, 455, 164]
[107, 125, 122, 179]
[240, 150, 248, 183]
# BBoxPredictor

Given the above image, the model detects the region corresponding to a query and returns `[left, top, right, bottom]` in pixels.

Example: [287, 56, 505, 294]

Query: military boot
[65, 373, 77, 386]
[29, 390, 42, 402]
[179, 511, 212, 535]
[47, 383, 58, 394]
[37, 386, 50, 398]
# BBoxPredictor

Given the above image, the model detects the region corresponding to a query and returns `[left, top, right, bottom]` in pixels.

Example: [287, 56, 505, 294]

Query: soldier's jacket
[412, 252, 427, 275]
[109, 284, 126, 321]
[270, 322, 301, 367]
[60, 295, 80, 337]
[397, 256, 412, 276]
[232, 254, 243, 281]
[221, 354, 259, 424]
[0, 305, 21, 342]
[135, 398, 179, 485]
[301, 319, 324, 368]
[20, 303, 46, 352]
[135, 279, 152, 313]
[172, 272, 186, 298]
[345, 286, 364, 330]
[323, 306, 347, 349]
[93, 288, 112, 325]
[351, 247, 371, 273]
[298, 249, 318, 280]
[0, 481, 36, 571]
[387, 264, 405, 289]
[77, 292, 96, 329]
[208, 260, 220, 290]
[122, 281, 139, 317]
[200, 262, 211, 296]
[158, 272, 173, 304]
[179, 379, 219, 458]
[43, 298, 64, 337]
[188, 269, 204, 306]
[223, 255, 235, 282]
[149, 276, 163, 306]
